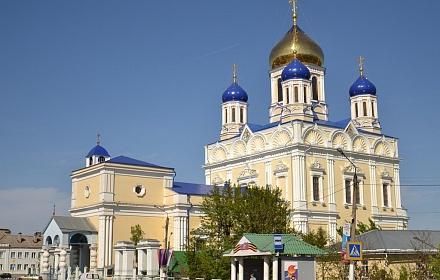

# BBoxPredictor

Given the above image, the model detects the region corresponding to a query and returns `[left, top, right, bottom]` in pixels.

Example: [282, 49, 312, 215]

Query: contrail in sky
[160, 43, 242, 72]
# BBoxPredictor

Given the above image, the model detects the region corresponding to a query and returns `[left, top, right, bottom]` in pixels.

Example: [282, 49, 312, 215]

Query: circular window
[133, 185, 146, 197]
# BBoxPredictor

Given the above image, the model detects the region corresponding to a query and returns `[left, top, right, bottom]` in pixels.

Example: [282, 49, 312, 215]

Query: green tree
[185, 183, 294, 280]
[300, 226, 328, 249]
[130, 224, 144, 245]
[130, 224, 144, 270]
[337, 218, 380, 237]
[428, 246, 440, 279]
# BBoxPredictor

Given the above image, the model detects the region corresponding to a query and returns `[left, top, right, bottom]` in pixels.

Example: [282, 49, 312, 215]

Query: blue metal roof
[86, 145, 110, 157]
[247, 122, 280, 133]
[107, 155, 172, 169]
[172, 181, 213, 195]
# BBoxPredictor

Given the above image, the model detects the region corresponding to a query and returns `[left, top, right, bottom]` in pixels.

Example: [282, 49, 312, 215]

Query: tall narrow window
[225, 108, 228, 123]
[277, 78, 283, 102]
[383, 183, 389, 207]
[312, 77, 318, 100]
[313, 176, 320, 201]
[240, 108, 244, 123]
[304, 86, 307, 103]
[363, 102, 367, 116]
[345, 180, 351, 204]
[286, 88, 290, 103]
[232, 108, 236, 122]
[355, 103, 359, 118]
[371, 101, 375, 117]
[294, 86, 299, 102]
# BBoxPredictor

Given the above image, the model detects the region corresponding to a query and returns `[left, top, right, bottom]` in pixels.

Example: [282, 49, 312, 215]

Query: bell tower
[349, 56, 381, 134]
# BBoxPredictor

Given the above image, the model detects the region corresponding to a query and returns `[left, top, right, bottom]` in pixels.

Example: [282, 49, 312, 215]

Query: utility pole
[337, 148, 358, 280]
[155, 205, 169, 280]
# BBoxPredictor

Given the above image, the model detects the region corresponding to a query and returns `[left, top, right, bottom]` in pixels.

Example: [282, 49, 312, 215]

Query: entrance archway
[70, 233, 90, 272]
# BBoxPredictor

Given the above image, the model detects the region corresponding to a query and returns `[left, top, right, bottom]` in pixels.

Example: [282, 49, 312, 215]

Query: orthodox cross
[233, 63, 237, 83]
[97, 132, 101, 145]
[289, 0, 298, 25]
[358, 55, 365, 76]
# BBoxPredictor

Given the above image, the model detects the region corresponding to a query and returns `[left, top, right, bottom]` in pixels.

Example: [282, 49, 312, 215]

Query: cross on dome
[358, 55, 365, 76]
[289, 0, 298, 25]
[233, 63, 237, 83]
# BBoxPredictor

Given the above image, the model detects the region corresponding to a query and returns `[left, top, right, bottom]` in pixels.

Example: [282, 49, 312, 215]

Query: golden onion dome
[269, 25, 324, 69]
[269, 0, 324, 69]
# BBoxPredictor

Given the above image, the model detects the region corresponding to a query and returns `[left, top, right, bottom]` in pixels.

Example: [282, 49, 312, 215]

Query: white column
[370, 165, 378, 210]
[107, 216, 114, 266]
[265, 161, 271, 186]
[59, 246, 67, 280]
[238, 257, 244, 280]
[394, 166, 402, 208]
[327, 159, 335, 205]
[42, 247, 49, 274]
[98, 216, 106, 268]
[263, 256, 270, 280]
[272, 256, 278, 280]
[230, 258, 237, 280]
[89, 244, 97, 272]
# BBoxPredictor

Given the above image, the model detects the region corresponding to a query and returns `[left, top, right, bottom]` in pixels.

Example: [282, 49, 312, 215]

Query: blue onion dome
[349, 56, 376, 97]
[281, 58, 311, 81]
[86, 145, 110, 157]
[222, 82, 248, 103]
[349, 76, 377, 97]
[222, 64, 248, 103]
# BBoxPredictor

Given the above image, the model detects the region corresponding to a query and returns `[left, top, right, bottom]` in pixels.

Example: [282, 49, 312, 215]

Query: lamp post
[337, 148, 358, 280]
[154, 205, 169, 280]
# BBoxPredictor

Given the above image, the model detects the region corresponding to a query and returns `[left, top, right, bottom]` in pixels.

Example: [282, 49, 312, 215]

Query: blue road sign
[274, 234, 283, 250]
[347, 242, 363, 260]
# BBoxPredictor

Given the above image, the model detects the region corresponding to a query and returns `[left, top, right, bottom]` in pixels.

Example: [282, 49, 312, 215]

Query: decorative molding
[342, 165, 364, 175]
[273, 161, 289, 174]
[381, 169, 393, 180]
[310, 160, 325, 171]
[237, 165, 258, 183]
[212, 175, 224, 185]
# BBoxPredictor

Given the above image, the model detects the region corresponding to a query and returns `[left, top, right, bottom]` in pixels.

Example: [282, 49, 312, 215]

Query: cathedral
[41, 0, 409, 276]
[203, 1, 409, 240]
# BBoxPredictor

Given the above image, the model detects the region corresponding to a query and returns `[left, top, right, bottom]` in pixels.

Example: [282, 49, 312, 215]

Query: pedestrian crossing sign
[346, 242, 363, 260]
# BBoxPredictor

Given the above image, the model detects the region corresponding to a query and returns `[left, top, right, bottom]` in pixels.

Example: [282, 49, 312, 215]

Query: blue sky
[1, 1, 439, 234]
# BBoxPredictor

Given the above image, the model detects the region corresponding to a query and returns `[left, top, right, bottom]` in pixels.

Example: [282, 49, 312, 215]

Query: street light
[336, 148, 358, 280]
[154, 205, 169, 280]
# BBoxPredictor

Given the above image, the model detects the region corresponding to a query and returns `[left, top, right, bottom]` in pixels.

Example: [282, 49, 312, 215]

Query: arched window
[98, 156, 105, 163]
[232, 108, 236, 122]
[240, 108, 244, 123]
[89, 157, 93, 166]
[371, 101, 375, 117]
[312, 77, 318, 100]
[286, 88, 290, 103]
[45, 236, 52, 245]
[294, 86, 299, 102]
[277, 78, 283, 102]
[363, 102, 367, 116]
[225, 108, 228, 123]
[303, 86, 307, 103]
[355, 103, 359, 118]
